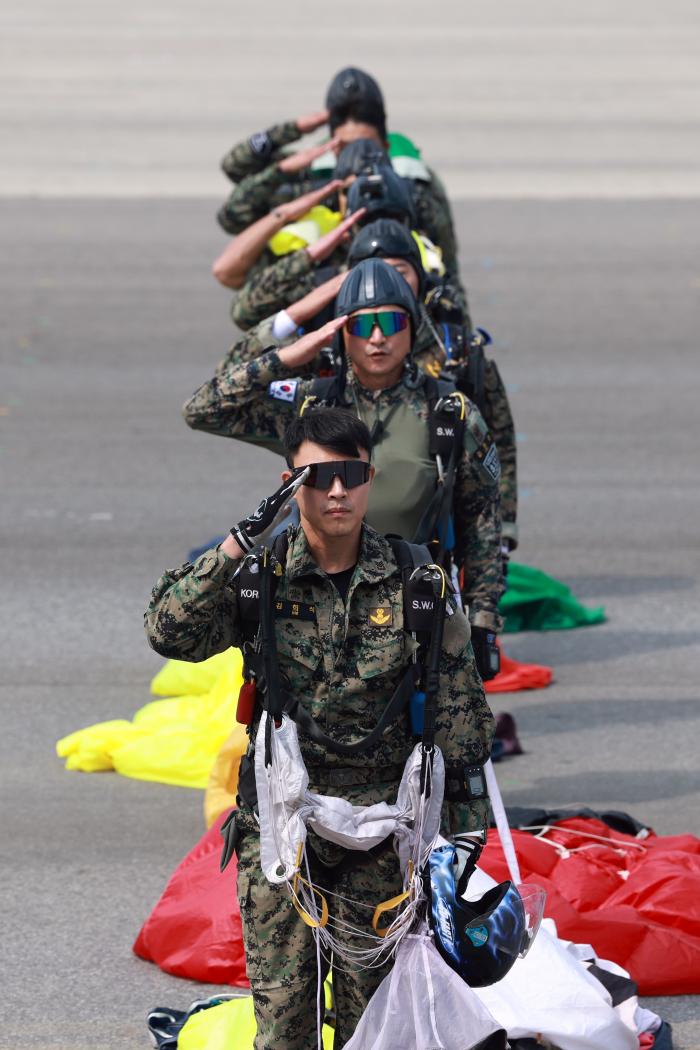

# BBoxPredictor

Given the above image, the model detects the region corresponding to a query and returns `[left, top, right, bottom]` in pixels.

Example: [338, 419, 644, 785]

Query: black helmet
[346, 165, 416, 226]
[335, 258, 419, 332]
[334, 138, 388, 180]
[326, 67, 384, 115]
[348, 219, 425, 298]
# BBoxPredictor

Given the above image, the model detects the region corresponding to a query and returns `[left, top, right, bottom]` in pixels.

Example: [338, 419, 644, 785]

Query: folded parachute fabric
[56, 648, 245, 788]
[479, 816, 700, 995]
[148, 994, 334, 1050]
[484, 648, 553, 694]
[134, 809, 249, 987]
[137, 814, 661, 1049]
[501, 563, 605, 633]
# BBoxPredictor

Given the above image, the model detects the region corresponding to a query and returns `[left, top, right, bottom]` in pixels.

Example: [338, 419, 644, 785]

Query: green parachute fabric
[56, 649, 244, 788]
[178, 995, 334, 1050]
[501, 563, 606, 633]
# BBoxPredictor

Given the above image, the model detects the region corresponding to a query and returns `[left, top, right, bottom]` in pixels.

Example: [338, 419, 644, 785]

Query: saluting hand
[295, 109, 330, 134]
[278, 315, 348, 371]
[277, 138, 340, 175]
[270, 179, 343, 224]
[306, 208, 367, 263]
[229, 466, 311, 555]
[287, 271, 349, 326]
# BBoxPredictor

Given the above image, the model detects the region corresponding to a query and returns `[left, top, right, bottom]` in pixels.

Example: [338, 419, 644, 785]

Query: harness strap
[281, 664, 417, 757]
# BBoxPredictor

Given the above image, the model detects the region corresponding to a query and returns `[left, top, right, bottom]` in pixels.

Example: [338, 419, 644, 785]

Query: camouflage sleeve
[219, 316, 277, 371]
[145, 545, 244, 661]
[458, 497, 504, 633]
[218, 164, 295, 234]
[183, 346, 309, 453]
[483, 358, 518, 548]
[435, 605, 495, 833]
[453, 402, 504, 631]
[220, 120, 301, 183]
[231, 249, 317, 331]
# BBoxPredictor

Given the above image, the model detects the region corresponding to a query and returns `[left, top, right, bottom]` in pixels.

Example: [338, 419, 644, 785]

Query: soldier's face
[282, 441, 374, 539]
[344, 306, 412, 390]
[384, 258, 420, 296]
[333, 120, 385, 152]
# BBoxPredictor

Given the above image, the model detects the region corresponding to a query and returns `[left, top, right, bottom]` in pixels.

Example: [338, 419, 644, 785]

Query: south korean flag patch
[268, 379, 298, 404]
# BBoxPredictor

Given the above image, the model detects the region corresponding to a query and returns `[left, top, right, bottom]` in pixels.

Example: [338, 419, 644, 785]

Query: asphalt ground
[1, 196, 699, 1047]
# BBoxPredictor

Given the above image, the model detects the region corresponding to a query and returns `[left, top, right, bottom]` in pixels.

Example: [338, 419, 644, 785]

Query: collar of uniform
[285, 523, 399, 586]
[346, 360, 422, 406]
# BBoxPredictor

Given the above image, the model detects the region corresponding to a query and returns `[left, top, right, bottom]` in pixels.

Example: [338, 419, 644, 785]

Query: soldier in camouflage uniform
[219, 153, 464, 333]
[145, 407, 495, 1048]
[208, 221, 518, 554]
[184, 260, 505, 672]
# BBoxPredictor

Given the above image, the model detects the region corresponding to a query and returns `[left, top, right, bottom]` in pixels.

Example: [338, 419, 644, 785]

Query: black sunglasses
[302, 461, 372, 490]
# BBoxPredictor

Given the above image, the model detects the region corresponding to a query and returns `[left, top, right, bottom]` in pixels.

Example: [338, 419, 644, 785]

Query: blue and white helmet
[428, 842, 546, 987]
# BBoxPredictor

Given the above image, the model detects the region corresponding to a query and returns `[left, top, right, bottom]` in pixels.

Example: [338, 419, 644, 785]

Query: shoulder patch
[268, 379, 298, 403]
[249, 130, 272, 156]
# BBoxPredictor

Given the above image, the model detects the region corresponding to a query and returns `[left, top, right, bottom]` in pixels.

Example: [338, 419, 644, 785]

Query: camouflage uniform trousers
[235, 801, 403, 1050]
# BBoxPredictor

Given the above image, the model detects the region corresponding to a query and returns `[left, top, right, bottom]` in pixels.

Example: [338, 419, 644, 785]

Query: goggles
[302, 460, 372, 490]
[345, 310, 409, 339]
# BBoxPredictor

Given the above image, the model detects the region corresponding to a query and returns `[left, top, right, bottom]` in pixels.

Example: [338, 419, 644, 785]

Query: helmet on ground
[334, 138, 389, 180]
[326, 67, 385, 116]
[346, 165, 416, 226]
[428, 842, 546, 988]
[335, 258, 420, 333]
[348, 219, 425, 298]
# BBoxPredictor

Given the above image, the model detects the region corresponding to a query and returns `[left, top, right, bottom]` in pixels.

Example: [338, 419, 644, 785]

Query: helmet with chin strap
[326, 67, 385, 116]
[335, 258, 420, 334]
[346, 165, 416, 227]
[348, 219, 425, 299]
[334, 138, 389, 180]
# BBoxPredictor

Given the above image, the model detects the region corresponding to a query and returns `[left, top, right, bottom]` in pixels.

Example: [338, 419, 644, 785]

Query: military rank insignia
[368, 606, 392, 626]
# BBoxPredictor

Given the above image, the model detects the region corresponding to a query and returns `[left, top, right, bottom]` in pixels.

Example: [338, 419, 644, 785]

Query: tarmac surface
[2, 195, 699, 1048]
[2, 0, 700, 1047]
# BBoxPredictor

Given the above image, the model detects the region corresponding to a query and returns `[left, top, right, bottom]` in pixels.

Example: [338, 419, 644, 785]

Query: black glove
[471, 626, 500, 681]
[230, 466, 309, 553]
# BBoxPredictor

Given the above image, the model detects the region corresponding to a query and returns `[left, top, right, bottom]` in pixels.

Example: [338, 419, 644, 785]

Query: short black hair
[284, 407, 372, 465]
[329, 102, 387, 143]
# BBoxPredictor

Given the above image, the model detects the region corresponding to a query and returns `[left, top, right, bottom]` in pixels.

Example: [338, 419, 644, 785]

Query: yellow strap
[371, 862, 414, 937]
[291, 843, 329, 928]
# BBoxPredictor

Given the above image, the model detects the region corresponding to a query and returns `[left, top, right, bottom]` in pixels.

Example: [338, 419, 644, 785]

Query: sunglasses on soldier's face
[302, 461, 372, 490]
[345, 310, 409, 339]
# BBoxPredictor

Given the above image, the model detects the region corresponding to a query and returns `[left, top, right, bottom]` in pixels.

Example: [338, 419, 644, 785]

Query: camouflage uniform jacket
[218, 120, 461, 275]
[226, 309, 515, 541]
[145, 524, 495, 834]
[230, 247, 344, 331]
[414, 293, 518, 546]
[183, 349, 504, 630]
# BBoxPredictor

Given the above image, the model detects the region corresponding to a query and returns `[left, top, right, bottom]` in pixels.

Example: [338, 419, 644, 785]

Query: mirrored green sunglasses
[345, 310, 410, 339]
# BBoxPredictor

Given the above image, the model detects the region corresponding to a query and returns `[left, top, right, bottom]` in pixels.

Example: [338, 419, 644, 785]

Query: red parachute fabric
[479, 818, 700, 995]
[133, 808, 249, 987]
[484, 647, 553, 694]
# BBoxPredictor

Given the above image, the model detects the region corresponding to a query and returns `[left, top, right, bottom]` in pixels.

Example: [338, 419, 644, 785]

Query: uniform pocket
[276, 617, 322, 672]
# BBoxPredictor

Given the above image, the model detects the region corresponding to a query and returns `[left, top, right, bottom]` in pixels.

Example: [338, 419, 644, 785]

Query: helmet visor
[516, 883, 547, 957]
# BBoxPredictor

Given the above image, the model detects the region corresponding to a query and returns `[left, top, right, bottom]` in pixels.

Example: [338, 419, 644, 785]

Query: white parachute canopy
[343, 928, 507, 1050]
[254, 713, 445, 884]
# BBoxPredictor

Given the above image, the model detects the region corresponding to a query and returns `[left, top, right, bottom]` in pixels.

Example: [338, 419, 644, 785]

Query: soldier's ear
[368, 465, 376, 485]
[281, 470, 292, 483]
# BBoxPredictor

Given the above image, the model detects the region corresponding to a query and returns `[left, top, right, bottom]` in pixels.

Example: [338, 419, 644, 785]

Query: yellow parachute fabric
[56, 649, 246, 790]
[204, 724, 246, 827]
[178, 995, 335, 1050]
[268, 205, 341, 256]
